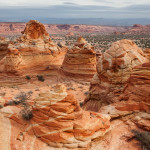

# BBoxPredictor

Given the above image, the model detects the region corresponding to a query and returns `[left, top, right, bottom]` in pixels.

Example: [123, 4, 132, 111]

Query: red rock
[31, 84, 110, 148]
[83, 39, 149, 112]
[61, 37, 96, 78]
[0, 20, 67, 74]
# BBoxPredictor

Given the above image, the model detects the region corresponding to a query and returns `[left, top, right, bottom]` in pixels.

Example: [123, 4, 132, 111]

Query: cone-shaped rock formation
[32, 84, 110, 148]
[61, 37, 96, 78]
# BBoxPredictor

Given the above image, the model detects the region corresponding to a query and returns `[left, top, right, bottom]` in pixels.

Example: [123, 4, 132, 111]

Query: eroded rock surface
[61, 37, 96, 78]
[84, 39, 149, 111]
[32, 84, 110, 148]
[0, 20, 67, 74]
[0, 37, 10, 60]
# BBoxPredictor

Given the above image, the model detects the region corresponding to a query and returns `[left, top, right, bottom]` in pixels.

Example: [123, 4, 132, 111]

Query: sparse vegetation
[80, 102, 83, 107]
[37, 75, 45, 82]
[6, 91, 33, 120]
[54, 33, 150, 52]
[131, 130, 150, 150]
[26, 75, 31, 80]
[84, 91, 89, 96]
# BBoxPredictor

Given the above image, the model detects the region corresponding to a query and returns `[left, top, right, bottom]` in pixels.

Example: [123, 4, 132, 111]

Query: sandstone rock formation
[31, 84, 110, 148]
[3, 46, 24, 73]
[61, 37, 96, 78]
[0, 20, 67, 74]
[119, 63, 150, 105]
[16, 20, 61, 53]
[84, 39, 149, 111]
[0, 37, 10, 60]
[144, 48, 150, 60]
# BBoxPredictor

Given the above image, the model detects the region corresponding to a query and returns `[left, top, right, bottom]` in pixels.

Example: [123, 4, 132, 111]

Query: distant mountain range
[0, 18, 150, 26]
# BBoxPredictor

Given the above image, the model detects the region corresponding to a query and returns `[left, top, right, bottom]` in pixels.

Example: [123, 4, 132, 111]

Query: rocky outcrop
[3, 46, 24, 73]
[144, 48, 150, 60]
[32, 84, 110, 148]
[0, 37, 10, 61]
[84, 39, 149, 112]
[119, 63, 150, 104]
[61, 37, 96, 78]
[0, 20, 67, 74]
[15, 20, 61, 53]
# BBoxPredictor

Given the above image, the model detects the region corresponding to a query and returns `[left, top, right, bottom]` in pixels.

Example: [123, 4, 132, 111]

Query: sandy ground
[0, 75, 90, 106]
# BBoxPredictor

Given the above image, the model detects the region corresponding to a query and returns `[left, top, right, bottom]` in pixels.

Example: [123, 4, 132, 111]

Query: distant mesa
[32, 84, 110, 148]
[133, 24, 143, 28]
[56, 24, 71, 30]
[125, 24, 150, 35]
[66, 32, 74, 36]
[61, 37, 97, 78]
[83, 39, 149, 112]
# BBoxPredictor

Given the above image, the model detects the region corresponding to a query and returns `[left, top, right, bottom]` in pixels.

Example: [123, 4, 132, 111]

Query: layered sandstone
[144, 48, 150, 60]
[119, 63, 150, 105]
[2, 46, 24, 73]
[0, 20, 67, 74]
[16, 20, 61, 53]
[61, 37, 96, 78]
[32, 84, 110, 148]
[0, 37, 10, 60]
[84, 39, 149, 111]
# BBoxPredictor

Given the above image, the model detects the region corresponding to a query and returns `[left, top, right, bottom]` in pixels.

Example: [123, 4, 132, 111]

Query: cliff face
[32, 84, 110, 148]
[83, 39, 149, 112]
[61, 37, 96, 78]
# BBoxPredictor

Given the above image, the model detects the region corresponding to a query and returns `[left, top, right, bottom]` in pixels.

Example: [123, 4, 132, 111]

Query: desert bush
[26, 75, 31, 80]
[84, 91, 89, 96]
[131, 130, 150, 150]
[37, 75, 45, 82]
[80, 102, 83, 107]
[20, 108, 33, 120]
[6, 91, 33, 120]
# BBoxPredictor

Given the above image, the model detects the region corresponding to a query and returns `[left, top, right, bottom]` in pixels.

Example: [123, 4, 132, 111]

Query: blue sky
[0, 0, 150, 19]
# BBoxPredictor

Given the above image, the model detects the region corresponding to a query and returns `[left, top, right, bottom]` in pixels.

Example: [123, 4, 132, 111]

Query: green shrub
[131, 130, 150, 150]
[37, 75, 45, 82]
[26, 76, 31, 80]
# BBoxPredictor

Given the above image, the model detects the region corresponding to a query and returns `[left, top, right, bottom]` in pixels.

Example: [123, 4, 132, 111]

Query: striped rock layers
[84, 39, 149, 111]
[0, 20, 67, 73]
[31, 84, 110, 148]
[61, 37, 96, 78]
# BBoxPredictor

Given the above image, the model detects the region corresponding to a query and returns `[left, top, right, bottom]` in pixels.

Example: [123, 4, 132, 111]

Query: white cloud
[1, 0, 150, 7]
